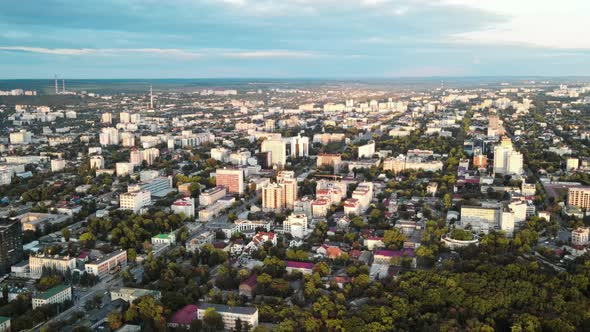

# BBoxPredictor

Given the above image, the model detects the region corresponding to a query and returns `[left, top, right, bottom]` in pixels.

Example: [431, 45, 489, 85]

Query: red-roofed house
[168, 304, 198, 329]
[239, 274, 257, 299]
[285, 261, 314, 275]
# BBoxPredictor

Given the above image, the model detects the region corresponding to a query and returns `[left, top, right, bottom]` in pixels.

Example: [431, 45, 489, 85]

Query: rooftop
[33, 284, 70, 300]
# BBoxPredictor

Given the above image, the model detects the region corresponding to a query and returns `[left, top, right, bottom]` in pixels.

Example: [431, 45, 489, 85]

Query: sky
[0, 0, 589, 78]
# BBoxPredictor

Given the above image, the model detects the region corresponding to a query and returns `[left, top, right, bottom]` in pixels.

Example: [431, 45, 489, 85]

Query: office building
[215, 168, 244, 195]
[84, 250, 127, 279]
[32, 284, 72, 309]
[50, 159, 66, 172]
[572, 228, 590, 246]
[283, 213, 308, 238]
[0, 218, 23, 276]
[261, 139, 286, 167]
[128, 176, 173, 197]
[29, 254, 76, 278]
[199, 186, 227, 206]
[119, 190, 151, 213]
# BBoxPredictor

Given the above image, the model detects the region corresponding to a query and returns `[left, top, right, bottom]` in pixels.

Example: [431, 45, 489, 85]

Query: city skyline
[1, 0, 590, 78]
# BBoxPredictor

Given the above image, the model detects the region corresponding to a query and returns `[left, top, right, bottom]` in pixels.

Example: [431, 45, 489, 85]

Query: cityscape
[0, 1, 590, 332]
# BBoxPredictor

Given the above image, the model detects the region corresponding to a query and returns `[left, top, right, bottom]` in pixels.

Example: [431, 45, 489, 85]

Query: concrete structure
[0, 218, 23, 276]
[568, 186, 590, 209]
[115, 162, 134, 177]
[572, 228, 590, 246]
[128, 176, 173, 197]
[283, 213, 308, 238]
[171, 197, 195, 218]
[32, 284, 72, 309]
[196, 303, 258, 330]
[90, 156, 105, 169]
[216, 168, 244, 195]
[199, 186, 227, 206]
[50, 159, 66, 172]
[358, 140, 376, 159]
[119, 190, 151, 213]
[261, 138, 286, 167]
[29, 254, 76, 278]
[317, 154, 341, 169]
[85, 250, 127, 279]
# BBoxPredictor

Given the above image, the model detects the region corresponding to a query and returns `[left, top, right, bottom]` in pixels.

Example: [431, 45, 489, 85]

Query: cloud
[0, 46, 202, 58]
[221, 50, 317, 59]
[0, 46, 323, 59]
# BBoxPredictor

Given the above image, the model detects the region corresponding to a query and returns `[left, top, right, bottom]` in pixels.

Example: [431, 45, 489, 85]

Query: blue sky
[0, 0, 589, 78]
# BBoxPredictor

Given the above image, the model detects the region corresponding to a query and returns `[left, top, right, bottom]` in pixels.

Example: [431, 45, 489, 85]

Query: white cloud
[445, 0, 590, 49]
[0, 46, 322, 59]
[222, 50, 317, 58]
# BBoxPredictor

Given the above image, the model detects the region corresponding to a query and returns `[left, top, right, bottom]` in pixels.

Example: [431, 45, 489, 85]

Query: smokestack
[62, 79, 65, 93]
[55, 75, 59, 94]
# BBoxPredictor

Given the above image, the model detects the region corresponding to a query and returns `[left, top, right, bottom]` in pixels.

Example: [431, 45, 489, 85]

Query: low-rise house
[285, 261, 314, 275]
[239, 274, 257, 299]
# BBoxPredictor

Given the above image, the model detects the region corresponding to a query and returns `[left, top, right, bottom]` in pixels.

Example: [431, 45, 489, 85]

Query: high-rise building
[265, 119, 275, 132]
[568, 187, 590, 209]
[121, 132, 136, 147]
[216, 168, 244, 195]
[99, 127, 120, 146]
[262, 183, 285, 212]
[50, 159, 66, 172]
[120, 112, 130, 124]
[0, 218, 23, 275]
[101, 112, 112, 124]
[285, 135, 309, 158]
[261, 139, 286, 167]
[493, 137, 523, 175]
[9, 130, 32, 145]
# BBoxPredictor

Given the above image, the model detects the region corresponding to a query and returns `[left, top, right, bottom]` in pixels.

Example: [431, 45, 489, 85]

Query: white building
[84, 250, 127, 279]
[116, 162, 134, 177]
[128, 176, 173, 197]
[32, 284, 72, 309]
[50, 159, 66, 172]
[196, 303, 258, 330]
[151, 232, 176, 246]
[572, 228, 590, 246]
[199, 186, 227, 206]
[358, 140, 376, 159]
[119, 190, 151, 213]
[171, 197, 195, 218]
[99, 127, 120, 146]
[283, 213, 308, 238]
[29, 254, 76, 278]
[9, 130, 32, 145]
[261, 139, 286, 167]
